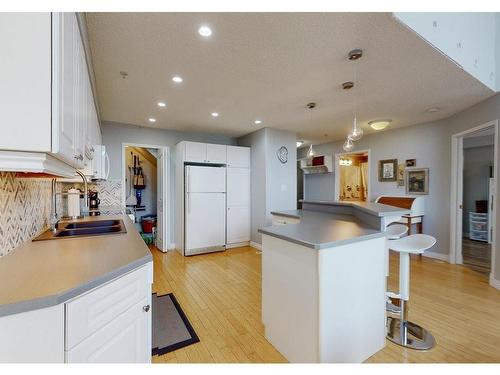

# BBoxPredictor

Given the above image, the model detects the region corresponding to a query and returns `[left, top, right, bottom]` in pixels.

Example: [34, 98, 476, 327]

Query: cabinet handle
[143, 305, 150, 312]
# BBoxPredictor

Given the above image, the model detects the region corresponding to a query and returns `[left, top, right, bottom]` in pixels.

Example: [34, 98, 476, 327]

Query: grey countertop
[300, 199, 410, 217]
[259, 210, 385, 249]
[0, 215, 152, 317]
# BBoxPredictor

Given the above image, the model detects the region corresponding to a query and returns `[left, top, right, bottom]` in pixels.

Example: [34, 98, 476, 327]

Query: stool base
[386, 317, 436, 350]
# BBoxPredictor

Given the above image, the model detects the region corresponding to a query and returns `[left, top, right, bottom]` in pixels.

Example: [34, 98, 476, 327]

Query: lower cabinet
[227, 206, 251, 244]
[0, 263, 152, 363]
[65, 298, 151, 363]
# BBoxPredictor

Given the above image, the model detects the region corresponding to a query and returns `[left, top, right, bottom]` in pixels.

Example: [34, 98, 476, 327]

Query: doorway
[334, 150, 370, 202]
[450, 121, 497, 280]
[121, 143, 169, 252]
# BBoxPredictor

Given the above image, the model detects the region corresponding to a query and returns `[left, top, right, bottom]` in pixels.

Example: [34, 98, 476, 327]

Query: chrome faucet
[75, 169, 89, 212]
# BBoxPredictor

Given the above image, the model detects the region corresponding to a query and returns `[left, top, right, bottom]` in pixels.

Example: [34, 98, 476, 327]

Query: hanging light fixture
[343, 136, 354, 152]
[306, 102, 317, 159]
[347, 48, 363, 141]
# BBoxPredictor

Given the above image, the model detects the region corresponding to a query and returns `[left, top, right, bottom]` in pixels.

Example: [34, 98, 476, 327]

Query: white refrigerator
[185, 165, 227, 256]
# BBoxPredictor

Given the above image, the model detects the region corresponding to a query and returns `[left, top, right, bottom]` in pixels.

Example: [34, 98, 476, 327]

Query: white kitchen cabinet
[65, 298, 150, 363]
[227, 145, 251, 168]
[227, 206, 251, 244]
[184, 142, 206, 163]
[0, 263, 152, 363]
[0, 13, 52, 152]
[182, 142, 227, 164]
[227, 166, 251, 245]
[206, 143, 227, 164]
[0, 12, 102, 175]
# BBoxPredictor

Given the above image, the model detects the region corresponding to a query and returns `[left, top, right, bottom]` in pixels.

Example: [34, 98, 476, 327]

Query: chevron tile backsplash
[0, 172, 52, 257]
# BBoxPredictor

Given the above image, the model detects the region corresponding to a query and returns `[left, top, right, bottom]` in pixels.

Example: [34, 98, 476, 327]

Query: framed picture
[378, 159, 398, 182]
[405, 159, 416, 167]
[405, 168, 429, 195]
[397, 164, 405, 187]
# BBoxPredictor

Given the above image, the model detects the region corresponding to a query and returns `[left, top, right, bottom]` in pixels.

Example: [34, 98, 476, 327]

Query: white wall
[394, 12, 498, 91]
[238, 127, 297, 244]
[102, 121, 236, 247]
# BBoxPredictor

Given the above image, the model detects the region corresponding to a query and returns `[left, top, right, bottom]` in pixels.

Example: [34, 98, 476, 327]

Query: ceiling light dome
[157, 102, 166, 107]
[211, 112, 219, 117]
[369, 119, 392, 131]
[172, 76, 183, 83]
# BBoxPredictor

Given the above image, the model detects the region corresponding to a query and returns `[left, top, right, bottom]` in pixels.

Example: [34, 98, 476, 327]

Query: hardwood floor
[462, 238, 491, 276]
[150, 245, 500, 363]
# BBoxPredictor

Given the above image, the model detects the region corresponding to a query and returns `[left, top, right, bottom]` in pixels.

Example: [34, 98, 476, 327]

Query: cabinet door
[206, 144, 227, 164]
[52, 13, 78, 166]
[227, 168, 250, 207]
[184, 141, 206, 163]
[227, 146, 250, 168]
[0, 13, 51, 152]
[65, 298, 151, 363]
[227, 206, 250, 244]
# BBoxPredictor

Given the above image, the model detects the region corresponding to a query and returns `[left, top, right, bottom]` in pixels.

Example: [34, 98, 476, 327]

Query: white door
[227, 146, 250, 168]
[184, 142, 206, 163]
[206, 144, 227, 164]
[65, 298, 151, 363]
[156, 148, 168, 252]
[185, 192, 226, 253]
[227, 206, 250, 243]
[186, 166, 226, 193]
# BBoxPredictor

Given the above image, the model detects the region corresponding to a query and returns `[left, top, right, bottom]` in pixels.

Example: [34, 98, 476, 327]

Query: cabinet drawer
[65, 264, 151, 350]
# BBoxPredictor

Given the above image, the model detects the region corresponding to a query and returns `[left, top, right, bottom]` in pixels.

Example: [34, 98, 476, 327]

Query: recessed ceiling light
[296, 141, 304, 148]
[157, 102, 166, 107]
[211, 112, 219, 117]
[148, 118, 156, 123]
[426, 107, 441, 113]
[368, 119, 392, 131]
[172, 76, 183, 83]
[254, 120, 262, 125]
[198, 25, 212, 37]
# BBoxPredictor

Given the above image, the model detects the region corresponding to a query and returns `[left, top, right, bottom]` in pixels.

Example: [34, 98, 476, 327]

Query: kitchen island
[0, 215, 152, 363]
[259, 202, 409, 363]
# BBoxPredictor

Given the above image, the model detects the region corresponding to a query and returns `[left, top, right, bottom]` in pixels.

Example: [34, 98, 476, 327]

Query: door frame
[449, 120, 497, 277]
[334, 149, 371, 201]
[121, 142, 170, 251]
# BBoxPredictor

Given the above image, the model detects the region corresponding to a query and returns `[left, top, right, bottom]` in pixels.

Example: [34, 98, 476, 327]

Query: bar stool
[386, 234, 437, 350]
[384, 224, 408, 314]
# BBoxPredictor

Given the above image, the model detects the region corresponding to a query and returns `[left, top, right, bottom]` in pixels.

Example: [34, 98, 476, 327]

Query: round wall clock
[277, 146, 288, 164]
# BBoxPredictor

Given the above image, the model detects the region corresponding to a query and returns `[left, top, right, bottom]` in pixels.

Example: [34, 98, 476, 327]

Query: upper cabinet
[182, 142, 227, 164]
[227, 146, 250, 168]
[0, 12, 102, 176]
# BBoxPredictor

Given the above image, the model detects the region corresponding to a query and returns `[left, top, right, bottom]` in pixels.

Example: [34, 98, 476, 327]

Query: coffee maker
[88, 191, 100, 210]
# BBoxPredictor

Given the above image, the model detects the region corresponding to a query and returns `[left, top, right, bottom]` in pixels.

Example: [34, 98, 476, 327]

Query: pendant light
[347, 49, 363, 141]
[306, 102, 317, 159]
[343, 135, 354, 152]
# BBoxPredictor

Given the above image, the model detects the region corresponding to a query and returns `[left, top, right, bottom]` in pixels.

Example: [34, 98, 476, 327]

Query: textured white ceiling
[86, 12, 494, 145]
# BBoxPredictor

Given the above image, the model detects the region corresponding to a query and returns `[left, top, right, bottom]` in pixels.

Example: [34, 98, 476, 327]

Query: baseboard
[490, 274, 500, 291]
[226, 241, 250, 249]
[422, 251, 449, 262]
[250, 241, 262, 251]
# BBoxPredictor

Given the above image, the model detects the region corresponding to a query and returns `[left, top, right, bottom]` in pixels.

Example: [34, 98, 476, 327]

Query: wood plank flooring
[150, 245, 500, 363]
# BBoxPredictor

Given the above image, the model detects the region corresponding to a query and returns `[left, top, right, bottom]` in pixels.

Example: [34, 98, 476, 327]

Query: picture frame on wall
[397, 164, 405, 187]
[405, 168, 429, 195]
[405, 159, 416, 167]
[378, 159, 398, 182]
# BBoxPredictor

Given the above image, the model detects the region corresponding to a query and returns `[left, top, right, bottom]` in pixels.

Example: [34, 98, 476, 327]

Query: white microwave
[91, 145, 110, 180]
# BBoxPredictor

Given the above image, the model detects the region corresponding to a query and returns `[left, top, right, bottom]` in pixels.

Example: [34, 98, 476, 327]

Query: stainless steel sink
[33, 219, 127, 241]
[61, 220, 122, 230]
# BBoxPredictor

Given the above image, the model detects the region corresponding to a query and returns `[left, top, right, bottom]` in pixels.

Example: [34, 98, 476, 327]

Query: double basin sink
[33, 219, 127, 241]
